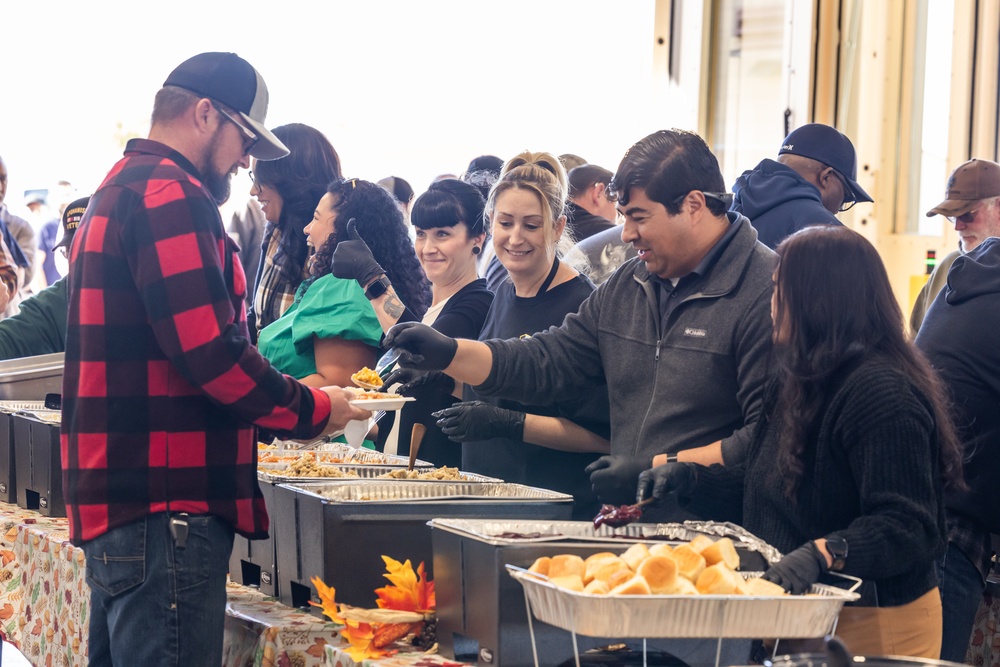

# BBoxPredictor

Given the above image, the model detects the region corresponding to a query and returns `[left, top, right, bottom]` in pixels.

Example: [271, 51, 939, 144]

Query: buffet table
[0, 502, 468, 667]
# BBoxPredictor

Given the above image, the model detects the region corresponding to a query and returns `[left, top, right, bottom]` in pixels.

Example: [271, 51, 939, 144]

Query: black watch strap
[365, 275, 392, 300]
[825, 536, 848, 571]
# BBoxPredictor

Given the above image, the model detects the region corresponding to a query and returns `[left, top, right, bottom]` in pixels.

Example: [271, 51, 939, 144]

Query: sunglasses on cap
[210, 99, 259, 157]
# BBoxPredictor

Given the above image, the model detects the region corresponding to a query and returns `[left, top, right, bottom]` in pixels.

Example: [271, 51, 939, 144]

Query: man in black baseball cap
[731, 122, 873, 248]
[62, 52, 367, 667]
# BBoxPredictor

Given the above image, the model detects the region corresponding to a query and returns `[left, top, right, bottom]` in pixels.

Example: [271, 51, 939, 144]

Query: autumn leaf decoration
[310, 555, 435, 662]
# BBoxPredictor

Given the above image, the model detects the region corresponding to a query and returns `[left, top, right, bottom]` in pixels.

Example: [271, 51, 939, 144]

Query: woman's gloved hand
[636, 462, 698, 504]
[584, 455, 653, 505]
[432, 401, 525, 442]
[760, 541, 828, 595]
[383, 322, 458, 370]
[382, 368, 456, 396]
[332, 218, 385, 287]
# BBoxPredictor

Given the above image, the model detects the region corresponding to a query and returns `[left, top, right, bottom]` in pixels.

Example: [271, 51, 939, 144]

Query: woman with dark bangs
[333, 178, 493, 465]
[257, 178, 429, 389]
[248, 123, 342, 339]
[639, 225, 964, 658]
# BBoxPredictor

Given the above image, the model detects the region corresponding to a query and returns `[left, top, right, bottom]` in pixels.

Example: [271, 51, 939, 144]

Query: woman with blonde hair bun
[386, 151, 612, 518]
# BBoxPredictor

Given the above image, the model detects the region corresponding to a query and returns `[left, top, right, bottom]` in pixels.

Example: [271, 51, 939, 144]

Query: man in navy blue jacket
[731, 123, 873, 248]
[916, 236, 1000, 663]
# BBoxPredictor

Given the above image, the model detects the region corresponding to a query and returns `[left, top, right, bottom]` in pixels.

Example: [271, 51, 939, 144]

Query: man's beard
[203, 129, 234, 205]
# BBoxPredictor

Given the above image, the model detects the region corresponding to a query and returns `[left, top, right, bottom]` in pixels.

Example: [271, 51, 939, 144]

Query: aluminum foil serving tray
[259, 442, 433, 468]
[256, 462, 501, 483]
[283, 480, 572, 503]
[428, 518, 784, 563]
[508, 565, 860, 639]
[0, 401, 46, 414]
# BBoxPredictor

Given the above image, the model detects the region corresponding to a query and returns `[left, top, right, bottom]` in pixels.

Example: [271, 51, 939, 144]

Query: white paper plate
[349, 396, 415, 411]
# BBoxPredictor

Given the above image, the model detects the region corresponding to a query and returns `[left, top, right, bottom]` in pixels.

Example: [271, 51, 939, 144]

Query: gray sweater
[477, 213, 775, 464]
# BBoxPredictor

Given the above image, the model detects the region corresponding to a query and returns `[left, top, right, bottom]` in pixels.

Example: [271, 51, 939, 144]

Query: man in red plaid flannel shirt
[61, 52, 370, 667]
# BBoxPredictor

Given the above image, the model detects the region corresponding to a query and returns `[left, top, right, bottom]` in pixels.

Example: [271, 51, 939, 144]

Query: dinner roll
[588, 557, 629, 585]
[636, 554, 678, 594]
[695, 562, 739, 594]
[688, 534, 716, 553]
[528, 556, 550, 577]
[648, 543, 675, 558]
[549, 554, 586, 580]
[744, 576, 789, 596]
[583, 579, 611, 595]
[672, 545, 707, 581]
[549, 574, 585, 592]
[664, 577, 699, 595]
[607, 568, 634, 589]
[610, 574, 652, 596]
[584, 552, 618, 568]
[701, 537, 740, 570]
[620, 543, 651, 571]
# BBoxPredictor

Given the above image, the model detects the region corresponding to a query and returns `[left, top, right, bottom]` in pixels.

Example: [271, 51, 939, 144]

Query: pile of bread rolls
[527, 535, 788, 597]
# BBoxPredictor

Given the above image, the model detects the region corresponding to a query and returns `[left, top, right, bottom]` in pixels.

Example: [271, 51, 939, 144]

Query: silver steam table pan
[259, 442, 433, 467]
[256, 462, 501, 483]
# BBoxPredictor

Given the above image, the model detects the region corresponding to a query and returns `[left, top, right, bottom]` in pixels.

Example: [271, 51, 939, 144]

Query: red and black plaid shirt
[61, 139, 331, 545]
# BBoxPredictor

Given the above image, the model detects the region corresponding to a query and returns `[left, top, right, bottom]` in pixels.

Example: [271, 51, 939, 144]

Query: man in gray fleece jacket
[384, 129, 776, 514]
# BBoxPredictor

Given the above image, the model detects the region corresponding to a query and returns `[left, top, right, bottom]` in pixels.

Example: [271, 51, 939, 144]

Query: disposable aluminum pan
[507, 565, 861, 639]
[429, 518, 784, 563]
[258, 444, 433, 468]
[287, 480, 572, 503]
[508, 566, 860, 639]
[256, 462, 500, 483]
[0, 401, 46, 414]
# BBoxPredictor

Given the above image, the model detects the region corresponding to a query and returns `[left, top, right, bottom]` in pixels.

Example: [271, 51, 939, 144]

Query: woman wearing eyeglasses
[247, 123, 342, 340]
[257, 178, 429, 391]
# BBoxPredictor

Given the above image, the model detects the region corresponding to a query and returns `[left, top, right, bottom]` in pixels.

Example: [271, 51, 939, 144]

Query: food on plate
[671, 544, 707, 582]
[258, 442, 279, 450]
[351, 367, 383, 387]
[349, 388, 397, 399]
[548, 554, 586, 580]
[378, 466, 463, 480]
[525, 534, 791, 597]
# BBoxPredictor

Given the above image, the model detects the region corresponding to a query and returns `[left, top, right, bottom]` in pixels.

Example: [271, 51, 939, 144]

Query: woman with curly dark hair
[248, 123, 341, 338]
[639, 225, 964, 658]
[257, 178, 429, 388]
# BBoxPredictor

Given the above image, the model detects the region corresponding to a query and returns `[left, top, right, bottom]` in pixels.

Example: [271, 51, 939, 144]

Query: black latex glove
[432, 401, 526, 442]
[761, 541, 829, 595]
[636, 462, 698, 504]
[382, 368, 456, 397]
[584, 455, 653, 505]
[332, 218, 385, 287]
[382, 322, 458, 371]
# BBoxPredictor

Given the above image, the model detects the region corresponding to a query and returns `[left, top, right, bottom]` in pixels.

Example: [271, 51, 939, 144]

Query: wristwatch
[825, 536, 848, 571]
[364, 275, 392, 300]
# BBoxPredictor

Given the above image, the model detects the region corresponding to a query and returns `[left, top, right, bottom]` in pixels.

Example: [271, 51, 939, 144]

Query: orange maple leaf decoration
[311, 555, 435, 661]
[374, 556, 435, 612]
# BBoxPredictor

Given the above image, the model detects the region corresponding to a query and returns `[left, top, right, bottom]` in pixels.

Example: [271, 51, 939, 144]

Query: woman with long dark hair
[257, 178, 428, 388]
[248, 123, 342, 338]
[639, 225, 964, 658]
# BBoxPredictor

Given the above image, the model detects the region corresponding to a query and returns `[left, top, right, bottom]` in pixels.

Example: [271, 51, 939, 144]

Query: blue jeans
[83, 513, 235, 667]
[937, 541, 986, 663]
